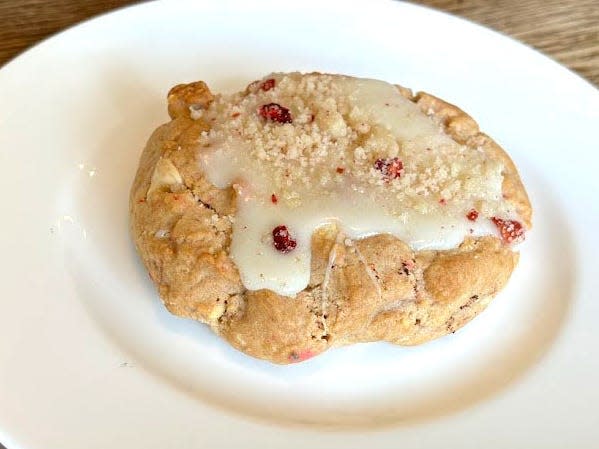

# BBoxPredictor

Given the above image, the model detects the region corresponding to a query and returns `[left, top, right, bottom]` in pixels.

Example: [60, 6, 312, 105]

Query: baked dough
[130, 74, 531, 364]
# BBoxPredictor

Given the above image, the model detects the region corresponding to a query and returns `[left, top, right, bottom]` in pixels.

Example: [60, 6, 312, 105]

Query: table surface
[0, 0, 597, 448]
[0, 0, 597, 85]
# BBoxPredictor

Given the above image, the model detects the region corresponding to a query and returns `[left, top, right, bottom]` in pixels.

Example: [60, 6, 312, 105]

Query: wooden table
[0, 0, 596, 448]
[0, 0, 597, 85]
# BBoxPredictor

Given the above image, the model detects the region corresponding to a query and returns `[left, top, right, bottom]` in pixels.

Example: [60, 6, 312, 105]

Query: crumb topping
[197, 72, 509, 218]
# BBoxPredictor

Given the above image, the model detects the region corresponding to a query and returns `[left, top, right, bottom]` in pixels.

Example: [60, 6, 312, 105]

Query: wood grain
[0, 0, 596, 448]
[416, 0, 599, 85]
[0, 0, 597, 85]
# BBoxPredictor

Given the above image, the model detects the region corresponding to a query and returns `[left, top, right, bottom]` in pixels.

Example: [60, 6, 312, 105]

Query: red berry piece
[258, 103, 292, 124]
[374, 157, 403, 181]
[272, 225, 297, 253]
[288, 349, 316, 363]
[271, 193, 278, 204]
[336, 167, 345, 174]
[401, 259, 415, 275]
[260, 78, 275, 91]
[467, 209, 479, 221]
[491, 217, 525, 244]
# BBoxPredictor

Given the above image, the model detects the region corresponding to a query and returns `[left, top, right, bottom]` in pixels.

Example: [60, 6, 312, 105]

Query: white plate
[1, 0, 598, 447]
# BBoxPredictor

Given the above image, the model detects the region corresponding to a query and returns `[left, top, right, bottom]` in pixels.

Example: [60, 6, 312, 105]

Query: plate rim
[1, 1, 598, 448]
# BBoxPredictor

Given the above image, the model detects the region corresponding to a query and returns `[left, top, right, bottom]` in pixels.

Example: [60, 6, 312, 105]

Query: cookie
[130, 73, 531, 364]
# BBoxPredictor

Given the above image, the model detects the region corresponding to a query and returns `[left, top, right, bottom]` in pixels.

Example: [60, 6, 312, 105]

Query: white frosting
[197, 73, 518, 296]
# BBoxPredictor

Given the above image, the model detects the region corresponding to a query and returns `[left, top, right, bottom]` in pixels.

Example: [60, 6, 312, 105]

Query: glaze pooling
[197, 73, 518, 295]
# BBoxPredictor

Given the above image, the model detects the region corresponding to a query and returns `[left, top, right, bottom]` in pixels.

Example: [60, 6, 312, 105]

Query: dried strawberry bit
[258, 103, 292, 124]
[491, 217, 525, 244]
[271, 193, 278, 204]
[260, 78, 275, 91]
[231, 112, 240, 118]
[336, 167, 345, 174]
[374, 157, 403, 181]
[401, 259, 415, 275]
[467, 209, 479, 221]
[288, 349, 316, 363]
[272, 225, 297, 253]
[439, 198, 447, 206]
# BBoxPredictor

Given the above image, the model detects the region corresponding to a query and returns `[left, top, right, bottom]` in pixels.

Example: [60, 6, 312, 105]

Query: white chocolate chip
[147, 158, 184, 196]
